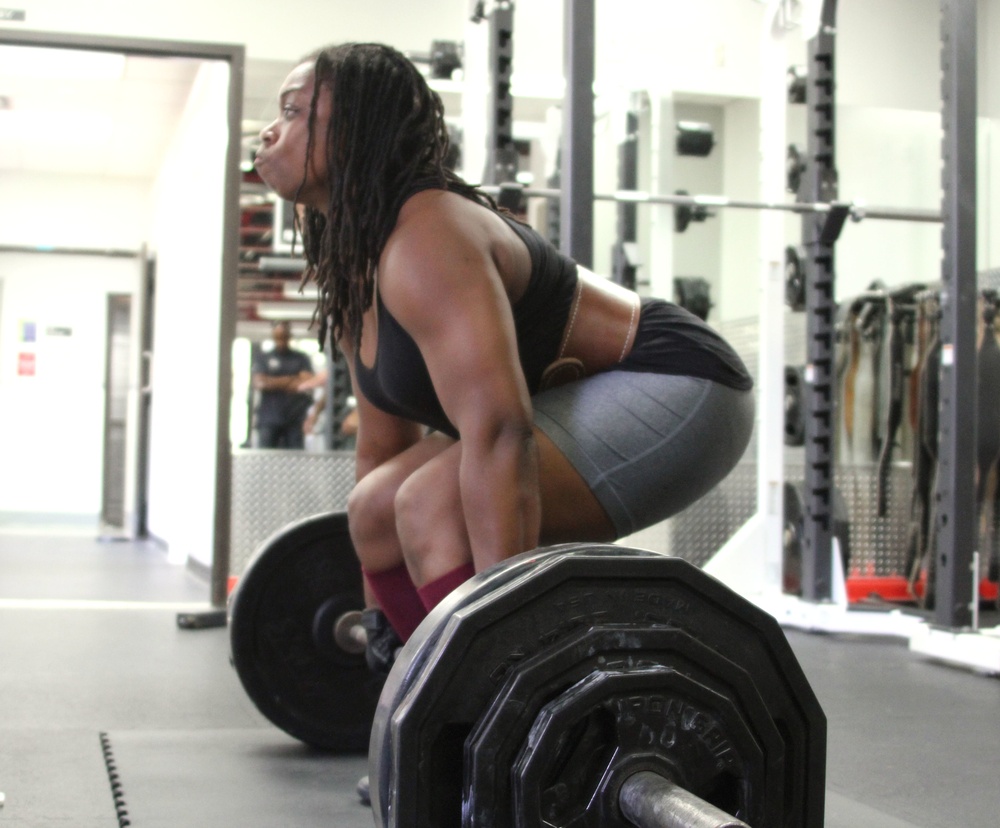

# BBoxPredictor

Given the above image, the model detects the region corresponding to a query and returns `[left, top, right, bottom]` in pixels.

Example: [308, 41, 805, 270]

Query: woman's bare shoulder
[382, 192, 493, 280]
[393, 188, 491, 240]
[384, 190, 528, 298]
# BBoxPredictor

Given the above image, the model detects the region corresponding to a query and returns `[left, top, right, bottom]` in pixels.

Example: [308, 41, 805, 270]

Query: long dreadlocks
[295, 42, 496, 351]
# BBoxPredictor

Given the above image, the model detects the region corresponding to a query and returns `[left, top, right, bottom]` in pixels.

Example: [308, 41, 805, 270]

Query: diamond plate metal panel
[830, 464, 913, 577]
[230, 450, 356, 577]
[668, 461, 757, 566]
[662, 314, 764, 565]
[667, 315, 917, 578]
[668, 460, 915, 575]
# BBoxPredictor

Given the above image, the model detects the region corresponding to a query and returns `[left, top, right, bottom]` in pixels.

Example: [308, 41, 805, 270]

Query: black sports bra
[354, 208, 578, 438]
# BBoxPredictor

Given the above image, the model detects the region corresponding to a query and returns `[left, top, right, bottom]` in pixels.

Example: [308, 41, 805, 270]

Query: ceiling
[0, 44, 306, 337]
[0, 44, 290, 178]
[0, 44, 532, 339]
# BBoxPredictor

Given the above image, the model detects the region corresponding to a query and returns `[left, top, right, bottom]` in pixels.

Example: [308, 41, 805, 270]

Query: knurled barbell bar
[619, 772, 750, 828]
[229, 516, 827, 827]
[486, 181, 943, 225]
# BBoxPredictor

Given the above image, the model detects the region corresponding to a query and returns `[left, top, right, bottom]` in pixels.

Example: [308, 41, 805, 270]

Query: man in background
[251, 321, 314, 449]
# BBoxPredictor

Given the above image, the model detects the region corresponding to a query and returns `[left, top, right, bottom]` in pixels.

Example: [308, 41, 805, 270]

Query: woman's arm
[252, 371, 312, 392]
[378, 192, 541, 568]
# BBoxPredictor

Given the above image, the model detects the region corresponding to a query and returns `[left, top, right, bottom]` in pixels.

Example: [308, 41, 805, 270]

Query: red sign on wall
[17, 352, 36, 376]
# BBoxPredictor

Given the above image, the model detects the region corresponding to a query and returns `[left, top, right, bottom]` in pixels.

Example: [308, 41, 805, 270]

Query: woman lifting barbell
[253, 42, 755, 672]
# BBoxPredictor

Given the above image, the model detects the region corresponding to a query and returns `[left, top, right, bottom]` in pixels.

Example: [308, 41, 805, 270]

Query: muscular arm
[379, 192, 541, 567]
[252, 370, 312, 392]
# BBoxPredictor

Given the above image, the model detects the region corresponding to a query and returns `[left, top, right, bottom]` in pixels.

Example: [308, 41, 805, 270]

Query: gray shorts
[532, 371, 755, 537]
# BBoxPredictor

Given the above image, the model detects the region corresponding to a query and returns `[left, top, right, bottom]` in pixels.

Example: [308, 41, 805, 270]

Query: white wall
[1, 1, 997, 469]
[4, 0, 994, 297]
[719, 98, 763, 323]
[0, 252, 139, 516]
[0, 0, 469, 64]
[593, 0, 768, 101]
[837, 0, 942, 110]
[985, 119, 999, 271]
[672, 103, 725, 316]
[0, 172, 150, 250]
[0, 174, 149, 518]
[146, 61, 230, 567]
[979, 0, 999, 271]
[834, 107, 944, 297]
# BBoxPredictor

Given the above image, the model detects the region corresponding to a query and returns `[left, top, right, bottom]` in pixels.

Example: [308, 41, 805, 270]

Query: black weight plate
[369, 543, 624, 826]
[464, 625, 785, 827]
[784, 365, 806, 447]
[228, 511, 384, 752]
[786, 144, 805, 194]
[784, 481, 851, 593]
[511, 666, 765, 828]
[785, 246, 806, 311]
[783, 481, 806, 595]
[371, 547, 826, 828]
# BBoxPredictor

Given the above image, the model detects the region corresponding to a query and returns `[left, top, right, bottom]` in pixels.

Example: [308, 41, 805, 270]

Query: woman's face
[254, 61, 331, 208]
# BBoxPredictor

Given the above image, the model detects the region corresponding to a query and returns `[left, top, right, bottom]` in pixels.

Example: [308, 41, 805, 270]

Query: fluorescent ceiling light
[0, 45, 126, 80]
[283, 281, 318, 300]
[256, 301, 316, 321]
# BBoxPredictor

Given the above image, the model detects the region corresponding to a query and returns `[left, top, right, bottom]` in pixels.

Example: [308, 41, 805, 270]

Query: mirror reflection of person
[298, 370, 359, 441]
[251, 321, 314, 449]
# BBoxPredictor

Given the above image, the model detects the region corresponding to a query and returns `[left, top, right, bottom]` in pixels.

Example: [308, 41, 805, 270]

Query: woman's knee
[346, 468, 400, 550]
[392, 471, 435, 556]
[393, 462, 466, 582]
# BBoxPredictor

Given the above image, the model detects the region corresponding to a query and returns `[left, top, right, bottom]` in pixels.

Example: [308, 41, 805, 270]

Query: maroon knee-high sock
[417, 562, 476, 612]
[362, 564, 427, 642]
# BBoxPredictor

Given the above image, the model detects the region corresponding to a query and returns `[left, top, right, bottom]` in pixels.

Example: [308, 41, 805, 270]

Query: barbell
[229, 514, 827, 827]
[486, 181, 943, 226]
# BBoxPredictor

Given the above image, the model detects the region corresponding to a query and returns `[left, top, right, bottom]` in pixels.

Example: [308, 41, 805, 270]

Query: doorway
[0, 30, 244, 605]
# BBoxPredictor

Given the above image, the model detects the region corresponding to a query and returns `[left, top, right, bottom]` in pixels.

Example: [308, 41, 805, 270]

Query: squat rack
[549, 0, 993, 668]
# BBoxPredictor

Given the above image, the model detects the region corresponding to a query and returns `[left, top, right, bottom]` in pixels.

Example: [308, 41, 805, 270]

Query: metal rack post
[561, 0, 596, 267]
[798, 0, 839, 602]
[612, 100, 641, 290]
[482, 1, 518, 185]
[933, 0, 978, 628]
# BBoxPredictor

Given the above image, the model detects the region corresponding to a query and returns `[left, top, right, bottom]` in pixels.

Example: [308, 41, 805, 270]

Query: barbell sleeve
[618, 771, 751, 828]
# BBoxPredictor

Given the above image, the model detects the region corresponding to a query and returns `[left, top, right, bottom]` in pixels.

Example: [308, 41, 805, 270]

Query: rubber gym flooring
[1, 521, 998, 827]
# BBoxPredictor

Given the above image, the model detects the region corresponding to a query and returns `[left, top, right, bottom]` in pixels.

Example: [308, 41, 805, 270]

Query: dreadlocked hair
[296, 42, 498, 352]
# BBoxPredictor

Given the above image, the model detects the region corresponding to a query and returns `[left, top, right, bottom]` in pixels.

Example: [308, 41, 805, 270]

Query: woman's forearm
[459, 424, 541, 570]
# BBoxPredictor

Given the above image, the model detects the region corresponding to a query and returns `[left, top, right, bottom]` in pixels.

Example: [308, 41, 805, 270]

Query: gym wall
[3, 1, 993, 305]
[145, 61, 231, 567]
[0, 251, 139, 516]
[0, 0, 996, 572]
[0, 173, 149, 519]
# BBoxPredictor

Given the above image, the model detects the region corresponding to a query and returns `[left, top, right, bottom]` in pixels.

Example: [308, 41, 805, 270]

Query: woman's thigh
[347, 431, 456, 565]
[378, 427, 617, 560]
[355, 372, 753, 560]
